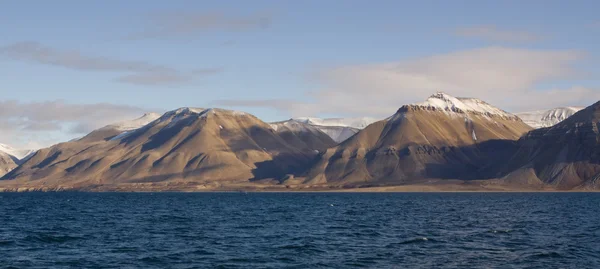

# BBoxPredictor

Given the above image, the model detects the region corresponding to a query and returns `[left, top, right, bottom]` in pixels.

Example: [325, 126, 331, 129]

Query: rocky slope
[0, 152, 17, 177]
[301, 92, 533, 186]
[516, 107, 583, 129]
[499, 101, 600, 189]
[1, 108, 330, 190]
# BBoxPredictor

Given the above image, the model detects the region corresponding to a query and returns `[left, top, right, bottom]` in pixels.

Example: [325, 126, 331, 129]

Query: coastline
[0, 180, 595, 193]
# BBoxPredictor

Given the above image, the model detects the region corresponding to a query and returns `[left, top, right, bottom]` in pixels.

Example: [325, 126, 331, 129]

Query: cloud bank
[0, 100, 148, 148]
[216, 47, 594, 117]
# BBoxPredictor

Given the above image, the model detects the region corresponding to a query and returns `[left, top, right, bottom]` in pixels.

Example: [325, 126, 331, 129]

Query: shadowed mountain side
[299, 139, 521, 187]
[495, 101, 600, 189]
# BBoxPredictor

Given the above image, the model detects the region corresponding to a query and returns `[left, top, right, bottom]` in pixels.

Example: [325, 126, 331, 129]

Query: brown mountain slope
[1, 108, 332, 190]
[302, 93, 532, 186]
[499, 101, 600, 189]
[0, 152, 17, 177]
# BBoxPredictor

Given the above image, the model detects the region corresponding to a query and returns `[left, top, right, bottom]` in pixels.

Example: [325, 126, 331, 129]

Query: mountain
[516, 107, 583, 129]
[0, 152, 17, 177]
[293, 117, 378, 129]
[499, 101, 600, 189]
[269, 120, 337, 150]
[300, 92, 532, 186]
[291, 117, 376, 143]
[0, 143, 35, 164]
[307, 125, 359, 144]
[1, 108, 330, 191]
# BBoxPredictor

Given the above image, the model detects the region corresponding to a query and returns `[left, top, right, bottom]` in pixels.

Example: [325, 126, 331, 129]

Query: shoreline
[1, 185, 596, 193]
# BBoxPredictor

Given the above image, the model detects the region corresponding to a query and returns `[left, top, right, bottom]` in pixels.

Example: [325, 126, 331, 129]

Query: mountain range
[1, 92, 599, 191]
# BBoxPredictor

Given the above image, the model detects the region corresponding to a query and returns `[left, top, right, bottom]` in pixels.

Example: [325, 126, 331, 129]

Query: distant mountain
[500, 101, 600, 189]
[293, 117, 378, 129]
[2, 108, 329, 190]
[308, 125, 360, 144]
[269, 120, 337, 150]
[302, 92, 532, 186]
[0, 143, 35, 164]
[289, 117, 376, 143]
[516, 107, 583, 129]
[272, 119, 360, 144]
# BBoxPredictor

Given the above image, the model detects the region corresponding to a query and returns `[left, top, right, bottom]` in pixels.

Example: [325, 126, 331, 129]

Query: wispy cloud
[454, 25, 543, 43]
[0, 100, 150, 148]
[130, 11, 272, 39]
[0, 41, 222, 85]
[216, 47, 592, 117]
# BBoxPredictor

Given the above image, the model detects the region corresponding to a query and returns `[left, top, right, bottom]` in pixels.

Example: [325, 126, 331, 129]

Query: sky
[1, 0, 600, 148]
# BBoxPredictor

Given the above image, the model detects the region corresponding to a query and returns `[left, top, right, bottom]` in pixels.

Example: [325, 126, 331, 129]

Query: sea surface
[1, 192, 599, 268]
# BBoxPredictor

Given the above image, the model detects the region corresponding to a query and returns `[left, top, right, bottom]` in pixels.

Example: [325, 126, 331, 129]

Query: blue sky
[1, 0, 600, 148]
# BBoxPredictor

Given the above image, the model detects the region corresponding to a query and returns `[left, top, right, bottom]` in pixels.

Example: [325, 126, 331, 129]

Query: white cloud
[0, 100, 149, 149]
[216, 47, 594, 117]
[454, 25, 543, 43]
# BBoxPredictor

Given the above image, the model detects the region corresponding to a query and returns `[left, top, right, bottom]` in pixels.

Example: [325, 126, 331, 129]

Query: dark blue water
[1, 193, 600, 268]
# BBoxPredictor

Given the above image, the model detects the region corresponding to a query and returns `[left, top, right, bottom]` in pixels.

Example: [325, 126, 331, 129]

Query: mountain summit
[301, 92, 532, 186]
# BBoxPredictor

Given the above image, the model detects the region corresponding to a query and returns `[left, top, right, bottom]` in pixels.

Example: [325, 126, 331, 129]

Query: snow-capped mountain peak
[405, 92, 518, 120]
[516, 107, 584, 129]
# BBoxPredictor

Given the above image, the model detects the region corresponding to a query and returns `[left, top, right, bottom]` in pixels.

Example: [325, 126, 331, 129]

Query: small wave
[529, 251, 563, 259]
[0, 240, 16, 246]
[399, 237, 429, 245]
[278, 243, 325, 254]
[25, 234, 83, 244]
[489, 229, 512, 234]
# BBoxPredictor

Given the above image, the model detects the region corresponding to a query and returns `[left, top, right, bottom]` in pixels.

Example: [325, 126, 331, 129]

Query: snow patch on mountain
[293, 117, 378, 129]
[516, 107, 583, 129]
[270, 120, 360, 143]
[270, 120, 321, 134]
[314, 125, 360, 143]
[0, 143, 36, 161]
[157, 107, 248, 123]
[106, 112, 161, 131]
[411, 92, 516, 119]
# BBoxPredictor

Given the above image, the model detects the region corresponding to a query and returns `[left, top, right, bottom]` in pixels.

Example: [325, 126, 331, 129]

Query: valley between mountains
[1, 92, 597, 192]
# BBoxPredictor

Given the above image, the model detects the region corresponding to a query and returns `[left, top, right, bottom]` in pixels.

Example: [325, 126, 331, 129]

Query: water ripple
[1, 192, 600, 268]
